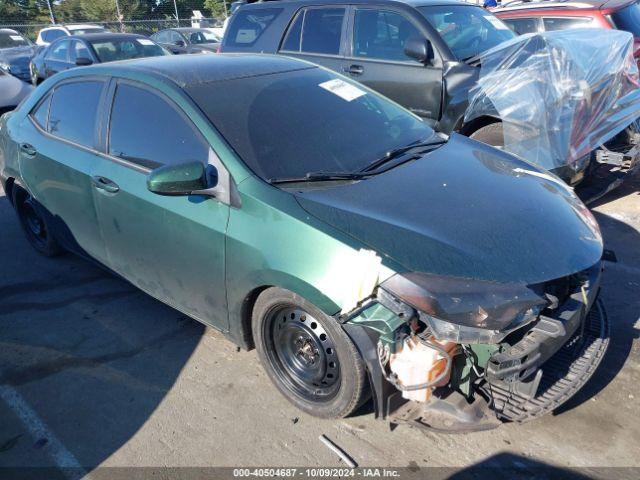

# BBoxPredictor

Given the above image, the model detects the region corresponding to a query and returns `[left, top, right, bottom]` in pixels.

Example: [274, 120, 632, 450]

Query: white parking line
[0, 385, 90, 479]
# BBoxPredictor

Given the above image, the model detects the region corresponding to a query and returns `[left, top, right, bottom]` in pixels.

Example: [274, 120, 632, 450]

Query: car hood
[293, 134, 603, 285]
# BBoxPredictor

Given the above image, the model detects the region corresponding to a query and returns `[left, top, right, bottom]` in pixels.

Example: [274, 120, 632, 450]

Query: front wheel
[252, 287, 369, 418]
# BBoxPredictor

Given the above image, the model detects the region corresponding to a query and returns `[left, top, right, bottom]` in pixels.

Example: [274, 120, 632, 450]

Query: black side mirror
[175, 39, 186, 47]
[147, 161, 216, 196]
[75, 57, 93, 66]
[404, 37, 434, 64]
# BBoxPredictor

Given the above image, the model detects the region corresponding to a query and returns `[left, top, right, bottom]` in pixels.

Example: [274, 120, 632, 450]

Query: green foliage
[204, 0, 229, 19]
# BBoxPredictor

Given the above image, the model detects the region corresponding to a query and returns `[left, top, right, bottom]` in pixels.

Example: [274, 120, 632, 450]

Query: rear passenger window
[108, 83, 209, 170]
[503, 17, 540, 35]
[281, 7, 345, 56]
[48, 81, 103, 148]
[543, 17, 594, 31]
[31, 94, 51, 130]
[226, 8, 282, 47]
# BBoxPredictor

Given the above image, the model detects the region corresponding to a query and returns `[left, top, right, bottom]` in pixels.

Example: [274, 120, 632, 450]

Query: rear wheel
[13, 188, 63, 257]
[252, 287, 369, 418]
[469, 122, 505, 148]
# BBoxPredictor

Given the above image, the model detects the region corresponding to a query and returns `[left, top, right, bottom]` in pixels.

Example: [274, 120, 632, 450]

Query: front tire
[252, 287, 369, 418]
[13, 188, 63, 257]
[469, 122, 505, 148]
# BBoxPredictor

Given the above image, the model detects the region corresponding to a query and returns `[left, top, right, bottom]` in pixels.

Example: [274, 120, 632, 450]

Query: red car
[494, 0, 640, 63]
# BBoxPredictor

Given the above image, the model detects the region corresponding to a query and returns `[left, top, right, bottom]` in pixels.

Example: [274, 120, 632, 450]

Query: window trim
[278, 5, 350, 59]
[29, 92, 52, 131]
[345, 6, 428, 66]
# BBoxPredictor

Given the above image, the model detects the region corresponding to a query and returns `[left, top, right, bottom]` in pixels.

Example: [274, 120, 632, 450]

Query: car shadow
[0, 193, 204, 477]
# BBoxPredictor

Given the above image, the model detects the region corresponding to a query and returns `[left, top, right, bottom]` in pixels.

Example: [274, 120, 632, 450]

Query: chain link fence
[1, 18, 224, 40]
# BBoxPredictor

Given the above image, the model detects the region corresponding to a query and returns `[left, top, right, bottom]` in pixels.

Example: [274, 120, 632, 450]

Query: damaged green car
[0, 54, 608, 430]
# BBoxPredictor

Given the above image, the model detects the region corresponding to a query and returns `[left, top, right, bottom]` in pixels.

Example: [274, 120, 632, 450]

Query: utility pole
[46, 0, 56, 24]
[114, 0, 124, 32]
[173, 0, 180, 27]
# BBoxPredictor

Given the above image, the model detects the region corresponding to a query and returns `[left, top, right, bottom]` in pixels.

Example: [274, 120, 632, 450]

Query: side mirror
[404, 37, 434, 64]
[175, 39, 186, 47]
[75, 57, 93, 66]
[147, 161, 216, 196]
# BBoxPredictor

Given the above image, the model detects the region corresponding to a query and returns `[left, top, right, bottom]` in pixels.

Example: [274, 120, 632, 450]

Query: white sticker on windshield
[319, 79, 367, 102]
[484, 15, 509, 30]
[137, 38, 155, 46]
[10, 35, 23, 41]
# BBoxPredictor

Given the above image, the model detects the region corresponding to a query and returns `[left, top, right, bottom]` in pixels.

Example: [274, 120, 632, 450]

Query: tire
[252, 287, 369, 418]
[12, 187, 63, 257]
[469, 122, 504, 148]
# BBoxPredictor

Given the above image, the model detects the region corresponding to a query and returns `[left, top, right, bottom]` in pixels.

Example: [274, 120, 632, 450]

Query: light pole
[173, 0, 180, 27]
[46, 0, 55, 24]
[114, 0, 124, 32]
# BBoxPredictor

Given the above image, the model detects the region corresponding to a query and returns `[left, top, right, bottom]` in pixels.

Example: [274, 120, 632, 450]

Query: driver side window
[108, 83, 209, 170]
[352, 9, 423, 63]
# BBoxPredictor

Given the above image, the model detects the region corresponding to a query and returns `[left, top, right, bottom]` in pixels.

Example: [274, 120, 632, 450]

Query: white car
[0, 69, 32, 114]
[35, 24, 108, 46]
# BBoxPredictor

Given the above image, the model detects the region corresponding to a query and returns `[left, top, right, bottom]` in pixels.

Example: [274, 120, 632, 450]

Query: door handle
[344, 64, 364, 76]
[20, 143, 37, 157]
[91, 176, 119, 193]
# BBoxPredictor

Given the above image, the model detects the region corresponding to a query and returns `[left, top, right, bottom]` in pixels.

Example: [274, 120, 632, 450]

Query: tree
[204, 0, 229, 19]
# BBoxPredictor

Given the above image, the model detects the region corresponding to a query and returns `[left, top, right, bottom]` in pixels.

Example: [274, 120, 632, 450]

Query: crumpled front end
[341, 261, 609, 432]
[466, 29, 640, 182]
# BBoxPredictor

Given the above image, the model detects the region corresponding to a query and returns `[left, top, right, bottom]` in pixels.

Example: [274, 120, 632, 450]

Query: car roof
[240, 0, 472, 9]
[0, 29, 20, 35]
[72, 33, 146, 42]
[78, 53, 316, 88]
[496, 0, 634, 12]
[65, 24, 105, 30]
[171, 27, 212, 32]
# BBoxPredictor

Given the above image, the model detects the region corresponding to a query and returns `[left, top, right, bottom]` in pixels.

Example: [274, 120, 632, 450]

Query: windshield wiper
[359, 138, 446, 173]
[268, 171, 370, 185]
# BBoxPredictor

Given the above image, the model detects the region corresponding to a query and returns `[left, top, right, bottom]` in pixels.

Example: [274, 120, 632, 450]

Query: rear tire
[13, 188, 63, 257]
[469, 122, 504, 148]
[252, 287, 369, 418]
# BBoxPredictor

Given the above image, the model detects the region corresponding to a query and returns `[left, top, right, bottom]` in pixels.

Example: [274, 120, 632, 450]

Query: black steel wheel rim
[20, 197, 48, 249]
[265, 306, 341, 402]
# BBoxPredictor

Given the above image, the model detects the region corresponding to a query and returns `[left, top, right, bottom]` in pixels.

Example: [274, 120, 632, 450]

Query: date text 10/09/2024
[233, 468, 401, 477]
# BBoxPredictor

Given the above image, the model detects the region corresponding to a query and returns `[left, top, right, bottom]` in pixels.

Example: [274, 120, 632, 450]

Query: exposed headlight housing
[380, 272, 548, 344]
[0, 62, 11, 73]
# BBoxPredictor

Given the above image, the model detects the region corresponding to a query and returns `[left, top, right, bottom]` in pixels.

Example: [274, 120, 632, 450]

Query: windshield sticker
[137, 38, 155, 46]
[319, 79, 367, 102]
[10, 35, 23, 41]
[484, 15, 510, 30]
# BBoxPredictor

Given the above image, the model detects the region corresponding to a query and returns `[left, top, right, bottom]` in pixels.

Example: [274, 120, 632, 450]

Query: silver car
[0, 69, 32, 114]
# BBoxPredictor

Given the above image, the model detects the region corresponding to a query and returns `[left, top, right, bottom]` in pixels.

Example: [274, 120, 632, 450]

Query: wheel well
[4, 177, 16, 205]
[459, 116, 501, 137]
[239, 285, 272, 350]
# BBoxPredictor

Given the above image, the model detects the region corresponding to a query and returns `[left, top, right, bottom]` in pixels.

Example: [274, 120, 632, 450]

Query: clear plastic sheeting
[466, 29, 640, 170]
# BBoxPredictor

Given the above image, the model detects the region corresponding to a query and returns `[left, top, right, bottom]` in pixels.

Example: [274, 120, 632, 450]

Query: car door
[278, 6, 350, 75]
[342, 7, 443, 122]
[43, 39, 73, 78]
[18, 79, 109, 262]
[91, 79, 230, 330]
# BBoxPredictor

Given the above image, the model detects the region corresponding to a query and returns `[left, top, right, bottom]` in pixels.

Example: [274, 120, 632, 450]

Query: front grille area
[485, 299, 609, 422]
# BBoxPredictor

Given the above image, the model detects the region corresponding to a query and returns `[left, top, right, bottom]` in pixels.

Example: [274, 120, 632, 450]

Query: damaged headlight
[380, 273, 548, 344]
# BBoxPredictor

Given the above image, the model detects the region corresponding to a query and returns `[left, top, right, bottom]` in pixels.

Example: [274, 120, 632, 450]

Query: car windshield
[187, 67, 436, 181]
[611, 1, 640, 36]
[419, 5, 515, 60]
[89, 38, 168, 62]
[188, 30, 219, 44]
[71, 28, 107, 35]
[0, 32, 31, 48]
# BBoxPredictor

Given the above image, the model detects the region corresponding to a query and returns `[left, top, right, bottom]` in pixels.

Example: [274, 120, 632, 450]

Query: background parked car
[0, 69, 33, 115]
[0, 29, 40, 83]
[494, 0, 640, 59]
[30, 33, 170, 85]
[36, 24, 109, 46]
[150, 27, 220, 54]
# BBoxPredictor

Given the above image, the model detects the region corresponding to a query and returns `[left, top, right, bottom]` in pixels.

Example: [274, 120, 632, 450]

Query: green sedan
[0, 54, 608, 429]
